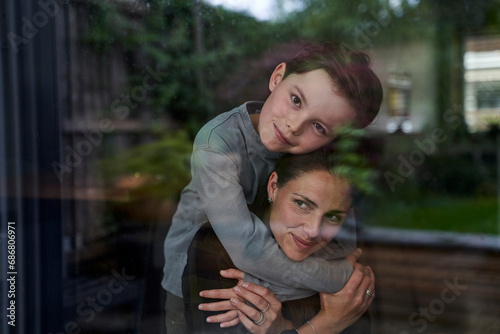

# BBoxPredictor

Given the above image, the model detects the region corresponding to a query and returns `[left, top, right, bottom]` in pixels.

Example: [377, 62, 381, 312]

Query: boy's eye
[291, 95, 301, 107]
[313, 123, 326, 135]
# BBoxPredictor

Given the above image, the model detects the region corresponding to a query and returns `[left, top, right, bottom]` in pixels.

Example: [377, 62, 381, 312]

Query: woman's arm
[192, 148, 353, 300]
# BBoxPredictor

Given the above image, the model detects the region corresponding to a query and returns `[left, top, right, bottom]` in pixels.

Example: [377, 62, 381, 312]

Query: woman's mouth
[274, 124, 292, 145]
[291, 234, 316, 251]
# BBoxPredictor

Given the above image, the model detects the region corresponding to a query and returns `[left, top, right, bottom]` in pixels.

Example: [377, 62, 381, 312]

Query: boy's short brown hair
[284, 42, 382, 128]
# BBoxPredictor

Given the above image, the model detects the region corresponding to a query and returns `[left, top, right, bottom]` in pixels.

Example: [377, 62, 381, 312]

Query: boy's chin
[278, 147, 312, 155]
[262, 140, 314, 155]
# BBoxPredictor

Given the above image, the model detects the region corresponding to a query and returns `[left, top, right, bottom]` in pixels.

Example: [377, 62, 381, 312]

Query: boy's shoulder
[194, 101, 263, 149]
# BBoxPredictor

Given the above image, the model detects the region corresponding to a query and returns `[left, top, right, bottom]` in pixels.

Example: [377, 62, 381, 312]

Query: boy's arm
[243, 209, 359, 301]
[192, 147, 354, 301]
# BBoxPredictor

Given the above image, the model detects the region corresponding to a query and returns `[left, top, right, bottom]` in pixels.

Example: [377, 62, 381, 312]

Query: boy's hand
[198, 269, 246, 327]
[345, 248, 362, 268]
[231, 281, 287, 334]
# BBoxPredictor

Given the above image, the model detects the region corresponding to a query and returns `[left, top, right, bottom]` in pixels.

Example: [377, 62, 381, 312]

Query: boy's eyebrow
[293, 85, 308, 107]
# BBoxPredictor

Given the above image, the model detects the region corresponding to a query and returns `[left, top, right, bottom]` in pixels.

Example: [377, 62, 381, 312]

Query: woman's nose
[303, 219, 321, 240]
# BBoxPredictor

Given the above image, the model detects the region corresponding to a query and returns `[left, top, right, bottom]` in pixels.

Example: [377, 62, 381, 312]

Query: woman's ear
[267, 171, 279, 201]
[269, 62, 286, 92]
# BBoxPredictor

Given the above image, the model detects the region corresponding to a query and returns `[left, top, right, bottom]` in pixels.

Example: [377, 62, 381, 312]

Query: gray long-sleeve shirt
[162, 101, 355, 302]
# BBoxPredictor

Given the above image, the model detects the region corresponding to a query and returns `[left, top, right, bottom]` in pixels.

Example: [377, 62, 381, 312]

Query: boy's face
[258, 63, 357, 154]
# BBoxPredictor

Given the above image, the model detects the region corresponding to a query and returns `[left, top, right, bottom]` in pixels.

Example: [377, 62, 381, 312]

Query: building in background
[464, 36, 500, 132]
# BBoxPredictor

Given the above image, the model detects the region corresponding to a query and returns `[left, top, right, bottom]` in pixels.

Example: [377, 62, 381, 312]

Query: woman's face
[267, 170, 352, 261]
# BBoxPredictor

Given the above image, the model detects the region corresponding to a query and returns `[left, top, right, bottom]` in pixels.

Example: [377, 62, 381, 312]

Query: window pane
[1, 1, 499, 333]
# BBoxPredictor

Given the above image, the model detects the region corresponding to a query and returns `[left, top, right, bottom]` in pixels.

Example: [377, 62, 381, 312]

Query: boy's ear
[267, 171, 279, 201]
[269, 62, 286, 92]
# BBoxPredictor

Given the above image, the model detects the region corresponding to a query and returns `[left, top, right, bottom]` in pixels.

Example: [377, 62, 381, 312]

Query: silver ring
[254, 311, 266, 326]
[366, 289, 374, 297]
[262, 302, 270, 313]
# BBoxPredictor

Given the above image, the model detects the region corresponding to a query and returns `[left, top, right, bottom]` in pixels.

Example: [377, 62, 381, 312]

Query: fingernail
[231, 297, 238, 305]
[206, 317, 212, 323]
[220, 323, 226, 328]
[242, 282, 249, 288]
[198, 304, 204, 310]
[199, 291, 205, 297]
[220, 270, 226, 274]
[234, 286, 241, 292]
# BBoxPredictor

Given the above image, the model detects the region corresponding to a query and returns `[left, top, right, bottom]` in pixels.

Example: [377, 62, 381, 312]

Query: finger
[199, 300, 235, 312]
[344, 263, 366, 290]
[238, 282, 279, 305]
[230, 297, 263, 323]
[233, 285, 272, 312]
[357, 267, 374, 304]
[366, 266, 376, 298]
[220, 315, 241, 329]
[361, 265, 375, 292]
[206, 309, 239, 324]
[220, 269, 245, 281]
[354, 248, 363, 257]
[238, 310, 259, 332]
[345, 248, 362, 267]
[368, 265, 375, 286]
[200, 288, 238, 300]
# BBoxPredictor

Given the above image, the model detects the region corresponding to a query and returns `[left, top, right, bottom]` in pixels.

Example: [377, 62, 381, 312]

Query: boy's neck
[249, 113, 260, 134]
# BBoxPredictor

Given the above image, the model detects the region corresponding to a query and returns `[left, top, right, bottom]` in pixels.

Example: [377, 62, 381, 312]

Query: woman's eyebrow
[292, 193, 317, 207]
[293, 193, 348, 215]
[325, 209, 347, 216]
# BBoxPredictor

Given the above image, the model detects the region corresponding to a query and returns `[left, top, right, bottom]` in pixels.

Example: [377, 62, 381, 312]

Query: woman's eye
[326, 215, 341, 225]
[291, 95, 301, 107]
[295, 200, 307, 209]
[314, 123, 326, 135]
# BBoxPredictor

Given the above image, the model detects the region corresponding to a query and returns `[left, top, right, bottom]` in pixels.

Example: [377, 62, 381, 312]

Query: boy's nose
[286, 115, 305, 135]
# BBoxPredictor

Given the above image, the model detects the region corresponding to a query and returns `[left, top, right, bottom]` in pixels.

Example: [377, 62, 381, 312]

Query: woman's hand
[345, 248, 363, 268]
[311, 262, 375, 333]
[230, 281, 289, 334]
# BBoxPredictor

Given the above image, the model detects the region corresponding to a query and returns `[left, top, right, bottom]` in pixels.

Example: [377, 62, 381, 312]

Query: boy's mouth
[274, 124, 292, 146]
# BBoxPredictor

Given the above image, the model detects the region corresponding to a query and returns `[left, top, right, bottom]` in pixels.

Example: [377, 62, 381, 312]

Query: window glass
[1, 1, 499, 333]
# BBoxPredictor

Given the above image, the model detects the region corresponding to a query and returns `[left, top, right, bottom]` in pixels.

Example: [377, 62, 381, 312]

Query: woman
[182, 151, 375, 333]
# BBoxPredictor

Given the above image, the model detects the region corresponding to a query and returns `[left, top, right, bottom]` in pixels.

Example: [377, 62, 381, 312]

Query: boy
[163, 42, 382, 331]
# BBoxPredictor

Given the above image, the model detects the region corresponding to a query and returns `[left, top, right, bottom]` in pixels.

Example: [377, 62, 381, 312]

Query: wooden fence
[359, 228, 500, 334]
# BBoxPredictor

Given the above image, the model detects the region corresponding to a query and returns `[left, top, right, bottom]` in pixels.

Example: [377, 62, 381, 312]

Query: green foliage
[79, 1, 143, 53]
[364, 195, 498, 234]
[79, 0, 500, 137]
[80, 0, 289, 135]
[284, 0, 435, 46]
[329, 125, 380, 197]
[101, 130, 192, 200]
[364, 129, 498, 234]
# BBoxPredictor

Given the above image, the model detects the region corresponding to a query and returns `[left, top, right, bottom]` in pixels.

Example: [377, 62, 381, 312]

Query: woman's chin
[283, 249, 309, 262]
